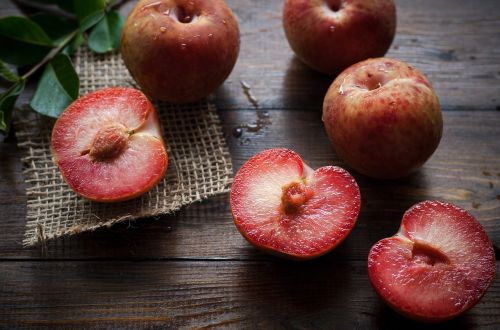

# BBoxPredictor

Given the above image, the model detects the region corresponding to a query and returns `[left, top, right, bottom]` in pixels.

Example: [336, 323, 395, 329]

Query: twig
[21, 29, 79, 81]
[12, 0, 75, 19]
[109, 0, 131, 12]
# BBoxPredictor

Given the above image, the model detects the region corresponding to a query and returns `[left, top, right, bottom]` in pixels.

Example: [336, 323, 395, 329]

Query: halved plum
[230, 148, 361, 260]
[368, 201, 496, 322]
[51, 87, 168, 202]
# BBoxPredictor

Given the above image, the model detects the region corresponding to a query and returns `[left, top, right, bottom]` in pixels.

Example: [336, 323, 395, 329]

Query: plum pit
[88, 124, 129, 161]
[411, 241, 450, 266]
[281, 181, 313, 214]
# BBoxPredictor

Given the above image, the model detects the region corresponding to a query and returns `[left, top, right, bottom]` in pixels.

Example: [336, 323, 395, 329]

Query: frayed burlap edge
[15, 47, 233, 246]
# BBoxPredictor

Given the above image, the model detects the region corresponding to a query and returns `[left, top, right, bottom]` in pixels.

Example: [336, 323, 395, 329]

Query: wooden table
[1, 0, 499, 328]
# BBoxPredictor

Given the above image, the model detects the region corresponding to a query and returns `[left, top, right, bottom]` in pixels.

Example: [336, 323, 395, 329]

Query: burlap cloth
[14, 47, 233, 247]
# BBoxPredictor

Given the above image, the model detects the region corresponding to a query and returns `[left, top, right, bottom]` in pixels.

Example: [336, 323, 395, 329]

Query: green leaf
[30, 54, 79, 118]
[30, 13, 78, 44]
[0, 60, 19, 82]
[88, 11, 123, 53]
[0, 80, 25, 134]
[73, 0, 106, 25]
[62, 32, 85, 55]
[0, 17, 54, 66]
[80, 11, 106, 32]
[0, 17, 53, 45]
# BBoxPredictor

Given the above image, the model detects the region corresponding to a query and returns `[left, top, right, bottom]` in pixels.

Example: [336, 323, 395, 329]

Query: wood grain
[216, 0, 500, 111]
[1, 0, 500, 327]
[1, 261, 499, 328]
[1, 111, 498, 259]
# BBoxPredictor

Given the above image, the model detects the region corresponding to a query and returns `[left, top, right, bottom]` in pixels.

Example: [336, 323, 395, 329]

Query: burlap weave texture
[15, 48, 233, 246]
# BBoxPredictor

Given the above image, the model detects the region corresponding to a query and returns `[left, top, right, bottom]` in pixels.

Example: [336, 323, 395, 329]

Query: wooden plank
[2, 0, 500, 112]
[1, 111, 498, 259]
[216, 0, 500, 111]
[0, 0, 498, 328]
[0, 260, 499, 328]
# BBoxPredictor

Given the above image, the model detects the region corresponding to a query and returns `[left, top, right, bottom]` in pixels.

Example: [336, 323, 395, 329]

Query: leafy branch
[0, 0, 126, 135]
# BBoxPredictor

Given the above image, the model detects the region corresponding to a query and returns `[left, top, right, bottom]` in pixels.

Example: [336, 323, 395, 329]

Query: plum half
[368, 201, 496, 322]
[51, 87, 168, 202]
[230, 148, 361, 260]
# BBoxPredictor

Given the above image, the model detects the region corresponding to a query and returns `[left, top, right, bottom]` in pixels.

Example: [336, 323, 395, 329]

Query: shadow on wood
[281, 57, 333, 112]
